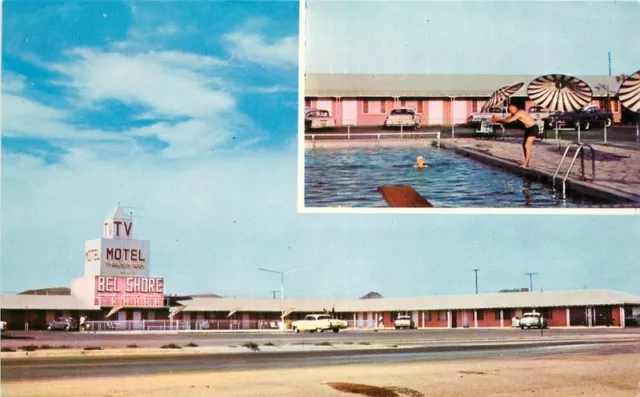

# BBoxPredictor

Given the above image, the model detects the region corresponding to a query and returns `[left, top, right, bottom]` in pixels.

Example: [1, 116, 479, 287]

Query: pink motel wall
[305, 98, 622, 127]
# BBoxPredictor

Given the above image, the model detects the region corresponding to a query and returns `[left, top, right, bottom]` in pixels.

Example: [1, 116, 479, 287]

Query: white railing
[84, 319, 289, 332]
[305, 131, 441, 148]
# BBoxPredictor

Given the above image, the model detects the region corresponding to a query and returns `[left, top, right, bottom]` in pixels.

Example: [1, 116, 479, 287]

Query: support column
[473, 310, 478, 328]
[620, 307, 626, 328]
[500, 309, 504, 328]
[566, 308, 571, 328]
[353, 313, 356, 329]
[587, 307, 593, 327]
[447, 311, 453, 328]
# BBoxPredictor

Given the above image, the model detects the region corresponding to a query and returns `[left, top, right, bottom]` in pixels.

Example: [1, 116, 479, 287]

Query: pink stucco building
[305, 74, 623, 127]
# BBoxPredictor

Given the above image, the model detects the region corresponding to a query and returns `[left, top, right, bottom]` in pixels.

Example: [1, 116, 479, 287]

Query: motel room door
[133, 311, 142, 330]
[451, 311, 458, 328]
[117, 311, 127, 330]
[342, 99, 357, 126]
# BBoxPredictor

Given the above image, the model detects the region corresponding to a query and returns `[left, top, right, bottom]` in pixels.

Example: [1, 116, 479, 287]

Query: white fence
[305, 131, 441, 147]
[83, 319, 380, 332]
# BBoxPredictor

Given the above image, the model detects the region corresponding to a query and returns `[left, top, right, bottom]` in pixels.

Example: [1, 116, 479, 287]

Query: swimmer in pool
[491, 104, 538, 168]
[414, 156, 429, 169]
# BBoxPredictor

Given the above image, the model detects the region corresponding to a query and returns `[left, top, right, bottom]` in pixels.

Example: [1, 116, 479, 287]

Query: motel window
[494, 309, 501, 319]
[613, 100, 619, 112]
[381, 100, 386, 114]
[503, 309, 513, 319]
[400, 99, 406, 107]
[425, 311, 432, 322]
[438, 311, 447, 322]
[476, 311, 484, 321]
[363, 101, 369, 114]
[417, 101, 423, 113]
[542, 309, 553, 319]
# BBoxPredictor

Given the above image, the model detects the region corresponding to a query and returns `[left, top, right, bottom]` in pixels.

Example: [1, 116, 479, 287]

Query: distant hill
[19, 287, 71, 295]
[360, 291, 384, 299]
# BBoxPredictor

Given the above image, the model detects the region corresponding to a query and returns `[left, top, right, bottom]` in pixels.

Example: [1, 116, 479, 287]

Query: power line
[525, 272, 538, 292]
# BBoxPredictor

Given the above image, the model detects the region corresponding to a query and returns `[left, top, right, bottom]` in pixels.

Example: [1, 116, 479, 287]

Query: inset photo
[300, 1, 640, 212]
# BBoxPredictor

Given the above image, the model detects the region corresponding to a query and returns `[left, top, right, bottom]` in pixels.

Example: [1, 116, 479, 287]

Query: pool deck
[441, 139, 640, 205]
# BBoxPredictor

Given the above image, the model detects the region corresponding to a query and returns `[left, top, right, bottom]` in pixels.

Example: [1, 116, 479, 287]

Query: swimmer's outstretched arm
[492, 113, 519, 124]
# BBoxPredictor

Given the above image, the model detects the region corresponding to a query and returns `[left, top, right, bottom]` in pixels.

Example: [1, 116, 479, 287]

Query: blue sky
[306, 0, 640, 75]
[1, 1, 639, 298]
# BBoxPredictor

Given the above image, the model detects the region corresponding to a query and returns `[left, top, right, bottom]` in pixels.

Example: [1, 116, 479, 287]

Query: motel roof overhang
[176, 289, 640, 314]
[0, 295, 101, 311]
[305, 73, 622, 99]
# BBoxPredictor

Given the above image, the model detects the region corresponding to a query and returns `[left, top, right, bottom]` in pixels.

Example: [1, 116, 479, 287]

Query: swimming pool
[304, 146, 605, 208]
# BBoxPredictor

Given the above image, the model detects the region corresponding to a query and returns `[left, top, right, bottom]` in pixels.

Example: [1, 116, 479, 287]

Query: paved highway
[4, 339, 638, 382]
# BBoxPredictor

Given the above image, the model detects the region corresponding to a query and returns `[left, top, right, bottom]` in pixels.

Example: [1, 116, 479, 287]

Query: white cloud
[50, 48, 235, 119]
[2, 72, 27, 93]
[1, 93, 126, 142]
[225, 31, 298, 68]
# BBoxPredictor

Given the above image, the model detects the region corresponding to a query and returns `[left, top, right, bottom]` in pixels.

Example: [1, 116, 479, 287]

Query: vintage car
[305, 108, 337, 130]
[468, 106, 510, 125]
[528, 106, 553, 124]
[548, 105, 614, 130]
[47, 317, 78, 331]
[518, 312, 546, 329]
[394, 315, 415, 330]
[291, 314, 348, 333]
[384, 107, 422, 129]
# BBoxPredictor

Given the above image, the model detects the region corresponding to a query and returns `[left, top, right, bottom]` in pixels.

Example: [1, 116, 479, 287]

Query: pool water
[304, 147, 605, 208]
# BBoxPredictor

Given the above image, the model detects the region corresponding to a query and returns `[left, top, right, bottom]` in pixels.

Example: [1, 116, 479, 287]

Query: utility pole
[269, 290, 280, 299]
[473, 269, 480, 294]
[525, 272, 538, 292]
[608, 52, 612, 76]
[607, 52, 612, 111]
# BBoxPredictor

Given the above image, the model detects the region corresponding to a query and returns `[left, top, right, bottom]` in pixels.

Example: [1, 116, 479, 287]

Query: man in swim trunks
[491, 104, 539, 168]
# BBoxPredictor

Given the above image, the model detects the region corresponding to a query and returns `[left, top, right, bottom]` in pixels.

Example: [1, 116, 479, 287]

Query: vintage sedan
[305, 108, 337, 130]
[384, 107, 422, 129]
[47, 317, 78, 331]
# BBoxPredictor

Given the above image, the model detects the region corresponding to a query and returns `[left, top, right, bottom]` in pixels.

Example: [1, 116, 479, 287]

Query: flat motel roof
[177, 289, 640, 313]
[305, 73, 622, 98]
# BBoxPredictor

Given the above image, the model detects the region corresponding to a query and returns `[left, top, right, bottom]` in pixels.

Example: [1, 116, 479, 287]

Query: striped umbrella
[617, 70, 640, 113]
[481, 82, 524, 112]
[527, 74, 593, 112]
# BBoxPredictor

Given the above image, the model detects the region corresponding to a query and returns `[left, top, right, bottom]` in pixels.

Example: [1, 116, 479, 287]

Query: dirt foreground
[3, 344, 640, 397]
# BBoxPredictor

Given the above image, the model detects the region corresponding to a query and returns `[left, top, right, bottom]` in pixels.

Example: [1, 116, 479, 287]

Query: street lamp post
[472, 268, 479, 294]
[257, 267, 306, 331]
[525, 272, 538, 292]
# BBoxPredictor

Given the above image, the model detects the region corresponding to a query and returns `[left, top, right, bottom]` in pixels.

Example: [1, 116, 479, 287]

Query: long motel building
[1, 206, 639, 331]
[304, 73, 624, 127]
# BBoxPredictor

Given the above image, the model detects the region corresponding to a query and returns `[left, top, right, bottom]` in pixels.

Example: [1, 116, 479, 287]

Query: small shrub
[315, 341, 332, 346]
[242, 342, 260, 351]
[39, 345, 53, 350]
[343, 342, 353, 345]
[57, 345, 72, 349]
[1, 347, 16, 352]
[358, 342, 370, 345]
[228, 345, 237, 348]
[83, 346, 103, 351]
[127, 344, 140, 348]
[185, 342, 199, 347]
[263, 342, 276, 347]
[388, 345, 398, 348]
[21, 344, 39, 352]
[160, 343, 182, 349]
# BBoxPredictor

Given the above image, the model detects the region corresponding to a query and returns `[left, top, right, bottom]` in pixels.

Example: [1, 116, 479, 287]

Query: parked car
[394, 315, 415, 330]
[519, 312, 545, 329]
[291, 314, 348, 333]
[548, 105, 614, 130]
[305, 108, 337, 130]
[47, 317, 78, 331]
[528, 106, 554, 126]
[384, 107, 421, 129]
[468, 106, 510, 125]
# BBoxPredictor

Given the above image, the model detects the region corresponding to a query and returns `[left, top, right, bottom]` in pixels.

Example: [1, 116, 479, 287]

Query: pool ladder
[553, 142, 596, 198]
